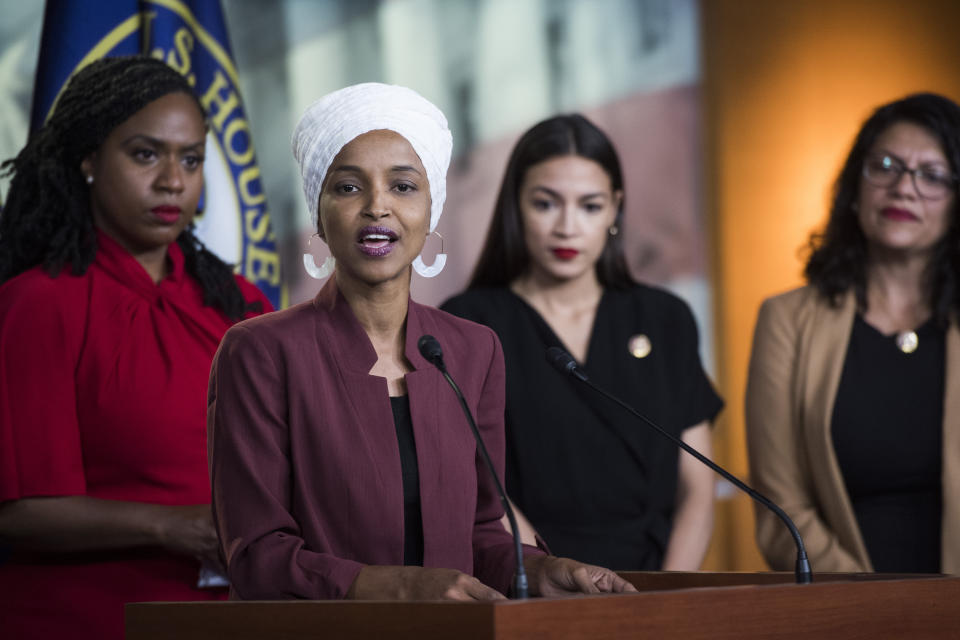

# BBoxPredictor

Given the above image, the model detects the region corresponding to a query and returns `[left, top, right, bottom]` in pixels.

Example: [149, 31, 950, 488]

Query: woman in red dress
[0, 56, 271, 640]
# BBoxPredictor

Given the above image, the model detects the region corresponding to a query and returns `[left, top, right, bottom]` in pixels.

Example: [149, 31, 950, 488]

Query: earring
[303, 235, 335, 280]
[608, 225, 619, 236]
[85, 175, 94, 185]
[413, 231, 447, 278]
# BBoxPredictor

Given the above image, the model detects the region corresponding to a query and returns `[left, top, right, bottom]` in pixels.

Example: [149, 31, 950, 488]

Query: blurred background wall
[2, 0, 960, 571]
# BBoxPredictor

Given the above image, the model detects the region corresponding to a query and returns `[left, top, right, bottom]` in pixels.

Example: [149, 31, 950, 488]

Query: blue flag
[32, 0, 284, 309]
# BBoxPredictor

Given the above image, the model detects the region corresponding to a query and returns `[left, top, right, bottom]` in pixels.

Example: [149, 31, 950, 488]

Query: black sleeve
[675, 300, 724, 430]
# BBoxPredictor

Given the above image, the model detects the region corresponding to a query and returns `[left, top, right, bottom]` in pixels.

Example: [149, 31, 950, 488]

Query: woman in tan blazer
[747, 93, 960, 574]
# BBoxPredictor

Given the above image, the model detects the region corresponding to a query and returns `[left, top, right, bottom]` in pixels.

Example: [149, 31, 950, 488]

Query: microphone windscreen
[418, 334, 444, 364]
[545, 346, 577, 375]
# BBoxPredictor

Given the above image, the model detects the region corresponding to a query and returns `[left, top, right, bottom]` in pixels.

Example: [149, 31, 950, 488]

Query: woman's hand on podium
[346, 566, 508, 601]
[523, 556, 638, 596]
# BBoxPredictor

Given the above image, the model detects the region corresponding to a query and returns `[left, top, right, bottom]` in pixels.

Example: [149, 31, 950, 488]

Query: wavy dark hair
[0, 55, 258, 320]
[468, 113, 635, 290]
[805, 93, 960, 324]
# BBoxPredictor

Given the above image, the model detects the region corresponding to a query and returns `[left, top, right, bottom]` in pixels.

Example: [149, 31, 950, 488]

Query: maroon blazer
[208, 278, 537, 599]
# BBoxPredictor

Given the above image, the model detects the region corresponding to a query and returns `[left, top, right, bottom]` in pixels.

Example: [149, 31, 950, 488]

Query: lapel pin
[628, 334, 652, 359]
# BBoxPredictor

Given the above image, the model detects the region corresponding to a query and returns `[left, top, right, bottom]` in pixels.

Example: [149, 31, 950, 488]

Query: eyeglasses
[862, 153, 957, 200]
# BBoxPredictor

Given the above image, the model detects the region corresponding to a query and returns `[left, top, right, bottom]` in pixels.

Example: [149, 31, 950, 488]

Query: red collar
[94, 231, 185, 301]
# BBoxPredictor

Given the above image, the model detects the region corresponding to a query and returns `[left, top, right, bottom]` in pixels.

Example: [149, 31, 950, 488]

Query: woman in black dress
[442, 114, 722, 570]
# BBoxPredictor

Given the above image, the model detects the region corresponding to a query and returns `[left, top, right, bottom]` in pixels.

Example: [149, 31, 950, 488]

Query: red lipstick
[551, 248, 579, 260]
[152, 206, 181, 224]
[881, 207, 919, 222]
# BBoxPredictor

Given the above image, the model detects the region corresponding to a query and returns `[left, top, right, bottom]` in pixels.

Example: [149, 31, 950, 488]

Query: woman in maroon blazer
[207, 83, 634, 600]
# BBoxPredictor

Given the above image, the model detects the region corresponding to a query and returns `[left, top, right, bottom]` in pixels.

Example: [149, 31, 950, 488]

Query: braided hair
[0, 55, 257, 320]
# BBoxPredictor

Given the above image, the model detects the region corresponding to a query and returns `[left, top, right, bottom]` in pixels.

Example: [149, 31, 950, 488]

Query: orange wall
[702, 0, 960, 570]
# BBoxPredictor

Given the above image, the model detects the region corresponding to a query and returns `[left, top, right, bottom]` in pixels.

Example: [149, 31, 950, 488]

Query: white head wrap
[292, 82, 452, 233]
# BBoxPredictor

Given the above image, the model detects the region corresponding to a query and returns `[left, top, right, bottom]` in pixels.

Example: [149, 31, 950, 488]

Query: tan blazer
[745, 286, 960, 574]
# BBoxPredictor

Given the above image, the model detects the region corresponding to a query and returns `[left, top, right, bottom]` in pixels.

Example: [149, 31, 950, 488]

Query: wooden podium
[126, 572, 960, 639]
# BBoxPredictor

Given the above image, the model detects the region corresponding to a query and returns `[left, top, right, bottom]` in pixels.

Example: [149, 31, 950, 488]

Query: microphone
[545, 346, 813, 585]
[417, 334, 445, 369]
[417, 335, 529, 599]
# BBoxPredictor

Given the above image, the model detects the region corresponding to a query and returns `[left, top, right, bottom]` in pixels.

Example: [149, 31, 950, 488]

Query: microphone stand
[419, 336, 529, 599]
[546, 347, 813, 585]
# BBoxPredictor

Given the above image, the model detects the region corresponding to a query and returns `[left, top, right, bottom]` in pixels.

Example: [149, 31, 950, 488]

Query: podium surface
[126, 572, 960, 639]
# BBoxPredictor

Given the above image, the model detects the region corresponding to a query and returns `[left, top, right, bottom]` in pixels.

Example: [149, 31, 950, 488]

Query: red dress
[0, 232, 272, 640]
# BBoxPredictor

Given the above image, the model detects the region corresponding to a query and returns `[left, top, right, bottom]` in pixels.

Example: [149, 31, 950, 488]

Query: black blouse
[390, 395, 424, 566]
[442, 285, 722, 569]
[831, 314, 944, 573]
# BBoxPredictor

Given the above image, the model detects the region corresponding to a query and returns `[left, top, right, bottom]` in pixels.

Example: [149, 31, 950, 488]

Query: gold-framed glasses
[862, 153, 957, 200]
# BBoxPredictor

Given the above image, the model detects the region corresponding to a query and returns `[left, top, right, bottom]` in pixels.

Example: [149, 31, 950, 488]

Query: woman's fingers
[458, 574, 508, 601]
[349, 566, 506, 601]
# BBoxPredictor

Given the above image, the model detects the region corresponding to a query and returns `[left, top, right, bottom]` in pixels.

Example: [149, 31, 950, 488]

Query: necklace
[895, 330, 919, 354]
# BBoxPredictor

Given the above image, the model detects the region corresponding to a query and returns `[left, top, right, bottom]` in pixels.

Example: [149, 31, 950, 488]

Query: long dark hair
[805, 92, 960, 324]
[469, 113, 635, 290]
[0, 55, 257, 319]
